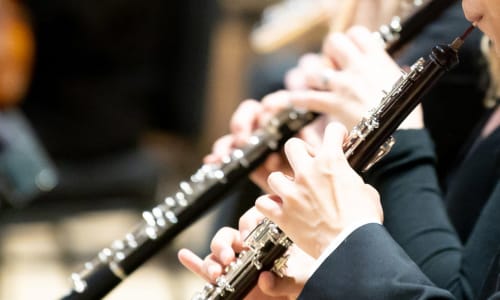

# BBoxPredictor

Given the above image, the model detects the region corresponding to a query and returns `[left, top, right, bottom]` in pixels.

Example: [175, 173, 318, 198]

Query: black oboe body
[60, 1, 458, 299]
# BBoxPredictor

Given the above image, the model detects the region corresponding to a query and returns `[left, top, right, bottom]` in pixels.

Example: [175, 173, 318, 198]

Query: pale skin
[180, 0, 499, 298]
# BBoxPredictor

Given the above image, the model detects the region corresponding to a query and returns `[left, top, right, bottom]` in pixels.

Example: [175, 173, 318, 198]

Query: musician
[178, 0, 500, 298]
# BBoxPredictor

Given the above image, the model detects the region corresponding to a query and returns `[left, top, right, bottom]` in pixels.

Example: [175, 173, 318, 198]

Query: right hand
[178, 207, 314, 300]
[256, 122, 384, 259]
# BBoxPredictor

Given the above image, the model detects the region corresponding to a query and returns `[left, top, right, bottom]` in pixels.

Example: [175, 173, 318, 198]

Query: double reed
[192, 27, 474, 300]
[61, 0, 457, 299]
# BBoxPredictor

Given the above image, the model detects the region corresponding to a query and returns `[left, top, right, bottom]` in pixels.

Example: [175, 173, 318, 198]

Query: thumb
[258, 271, 302, 298]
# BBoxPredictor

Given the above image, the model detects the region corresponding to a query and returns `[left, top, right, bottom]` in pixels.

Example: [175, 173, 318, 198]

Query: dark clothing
[299, 223, 500, 300]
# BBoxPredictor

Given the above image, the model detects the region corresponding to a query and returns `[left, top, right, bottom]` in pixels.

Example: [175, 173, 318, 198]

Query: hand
[203, 91, 324, 193]
[178, 207, 313, 300]
[285, 26, 423, 131]
[256, 122, 384, 259]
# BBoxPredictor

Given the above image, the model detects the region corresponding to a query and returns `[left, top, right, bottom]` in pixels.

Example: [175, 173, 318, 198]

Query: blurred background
[0, 0, 332, 299]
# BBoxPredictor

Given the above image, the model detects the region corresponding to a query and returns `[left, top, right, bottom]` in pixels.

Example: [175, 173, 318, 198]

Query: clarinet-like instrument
[192, 26, 475, 300]
[60, 1, 457, 299]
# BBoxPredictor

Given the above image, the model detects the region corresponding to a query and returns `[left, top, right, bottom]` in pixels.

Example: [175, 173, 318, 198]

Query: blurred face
[462, 0, 500, 54]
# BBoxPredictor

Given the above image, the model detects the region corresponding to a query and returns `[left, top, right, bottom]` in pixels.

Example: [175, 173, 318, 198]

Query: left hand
[178, 207, 314, 300]
[255, 122, 384, 259]
[283, 26, 423, 131]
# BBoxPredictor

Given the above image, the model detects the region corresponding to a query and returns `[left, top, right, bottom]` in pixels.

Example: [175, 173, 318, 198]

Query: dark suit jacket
[299, 224, 500, 300]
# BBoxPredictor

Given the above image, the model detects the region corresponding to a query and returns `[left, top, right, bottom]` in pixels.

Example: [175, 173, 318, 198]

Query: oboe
[60, 1, 457, 299]
[192, 25, 475, 300]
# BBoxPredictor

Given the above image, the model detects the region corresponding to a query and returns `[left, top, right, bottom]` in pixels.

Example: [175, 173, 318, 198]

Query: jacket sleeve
[363, 130, 467, 293]
[298, 223, 455, 300]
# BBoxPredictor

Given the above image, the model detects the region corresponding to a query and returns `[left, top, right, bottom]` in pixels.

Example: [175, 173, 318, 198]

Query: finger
[266, 171, 296, 202]
[284, 67, 308, 90]
[296, 54, 337, 91]
[254, 194, 284, 224]
[322, 32, 362, 69]
[319, 122, 350, 172]
[260, 90, 293, 117]
[283, 137, 314, 173]
[345, 25, 383, 53]
[210, 227, 245, 265]
[178, 249, 210, 281]
[239, 206, 266, 239]
[205, 134, 235, 164]
[258, 272, 303, 297]
[201, 253, 225, 281]
[230, 99, 263, 142]
[297, 53, 331, 72]
[288, 90, 342, 113]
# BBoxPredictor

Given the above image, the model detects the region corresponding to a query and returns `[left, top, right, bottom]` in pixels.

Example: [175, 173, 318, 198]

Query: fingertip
[283, 136, 307, 157]
[322, 32, 343, 57]
[177, 248, 195, 263]
[298, 53, 321, 68]
[207, 264, 222, 281]
[229, 99, 261, 135]
[258, 271, 276, 293]
[261, 90, 291, 109]
[267, 170, 282, 182]
[347, 25, 386, 53]
[255, 194, 282, 218]
[220, 247, 235, 265]
[325, 121, 348, 138]
[284, 68, 308, 91]
[346, 25, 371, 38]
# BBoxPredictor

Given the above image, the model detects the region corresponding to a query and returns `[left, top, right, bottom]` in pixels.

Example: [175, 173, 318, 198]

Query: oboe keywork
[60, 1, 457, 299]
[192, 26, 475, 300]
